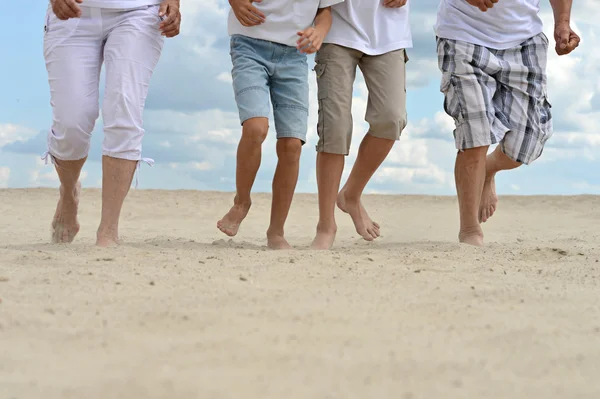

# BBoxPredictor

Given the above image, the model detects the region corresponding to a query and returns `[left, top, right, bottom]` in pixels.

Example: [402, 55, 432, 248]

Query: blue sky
[0, 0, 598, 195]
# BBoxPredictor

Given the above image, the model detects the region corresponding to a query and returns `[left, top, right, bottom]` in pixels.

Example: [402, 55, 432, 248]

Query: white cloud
[0, 124, 38, 148]
[217, 72, 232, 83]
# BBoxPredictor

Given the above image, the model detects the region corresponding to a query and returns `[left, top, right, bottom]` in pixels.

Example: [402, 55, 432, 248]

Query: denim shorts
[229, 34, 309, 143]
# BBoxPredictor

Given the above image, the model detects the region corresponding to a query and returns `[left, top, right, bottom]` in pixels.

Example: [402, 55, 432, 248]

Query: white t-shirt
[324, 0, 412, 55]
[80, 0, 161, 9]
[435, 0, 544, 50]
[228, 0, 344, 48]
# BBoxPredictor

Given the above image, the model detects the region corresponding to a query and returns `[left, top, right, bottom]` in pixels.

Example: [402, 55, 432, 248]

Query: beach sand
[1, 188, 600, 398]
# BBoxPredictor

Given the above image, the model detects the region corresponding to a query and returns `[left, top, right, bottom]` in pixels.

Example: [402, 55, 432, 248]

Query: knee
[242, 118, 269, 144]
[370, 110, 407, 138]
[50, 104, 99, 159]
[54, 104, 99, 137]
[277, 138, 302, 162]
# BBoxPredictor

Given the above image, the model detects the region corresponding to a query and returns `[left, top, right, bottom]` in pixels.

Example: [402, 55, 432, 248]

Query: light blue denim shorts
[229, 34, 309, 143]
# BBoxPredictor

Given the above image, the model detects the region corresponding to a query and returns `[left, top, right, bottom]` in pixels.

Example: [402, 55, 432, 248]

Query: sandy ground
[1, 188, 600, 399]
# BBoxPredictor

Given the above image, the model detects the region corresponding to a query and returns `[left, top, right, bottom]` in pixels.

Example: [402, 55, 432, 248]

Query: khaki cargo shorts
[314, 43, 408, 155]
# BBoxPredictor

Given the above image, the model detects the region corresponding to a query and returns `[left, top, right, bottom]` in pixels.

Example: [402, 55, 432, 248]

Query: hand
[554, 22, 580, 56]
[158, 0, 181, 37]
[296, 26, 326, 54]
[229, 0, 265, 27]
[50, 0, 83, 20]
[383, 0, 407, 7]
[465, 0, 498, 12]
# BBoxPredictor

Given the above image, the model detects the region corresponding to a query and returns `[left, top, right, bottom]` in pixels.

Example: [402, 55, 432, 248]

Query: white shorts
[43, 4, 164, 163]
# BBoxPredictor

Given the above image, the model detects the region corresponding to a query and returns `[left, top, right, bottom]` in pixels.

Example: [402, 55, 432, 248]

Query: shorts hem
[367, 130, 401, 142]
[277, 132, 306, 143]
[315, 146, 349, 156]
[240, 114, 270, 125]
[102, 151, 142, 161]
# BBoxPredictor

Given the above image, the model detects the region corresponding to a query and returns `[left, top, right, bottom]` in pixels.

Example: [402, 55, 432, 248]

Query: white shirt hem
[323, 38, 413, 56]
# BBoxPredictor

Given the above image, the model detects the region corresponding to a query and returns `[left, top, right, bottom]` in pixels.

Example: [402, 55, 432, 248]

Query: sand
[1, 188, 600, 398]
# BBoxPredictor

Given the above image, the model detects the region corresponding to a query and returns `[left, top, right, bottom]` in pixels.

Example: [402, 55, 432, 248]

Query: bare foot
[458, 227, 484, 247]
[479, 175, 498, 223]
[217, 203, 251, 237]
[96, 231, 120, 248]
[267, 232, 293, 250]
[337, 191, 380, 241]
[310, 223, 337, 250]
[51, 182, 81, 243]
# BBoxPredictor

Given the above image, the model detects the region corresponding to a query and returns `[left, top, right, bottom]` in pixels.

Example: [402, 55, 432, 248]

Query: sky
[0, 0, 598, 195]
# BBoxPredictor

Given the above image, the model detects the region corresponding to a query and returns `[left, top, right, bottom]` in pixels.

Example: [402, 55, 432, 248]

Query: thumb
[159, 3, 168, 17]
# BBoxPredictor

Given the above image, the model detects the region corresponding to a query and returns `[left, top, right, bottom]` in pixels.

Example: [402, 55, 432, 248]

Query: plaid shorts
[437, 33, 553, 164]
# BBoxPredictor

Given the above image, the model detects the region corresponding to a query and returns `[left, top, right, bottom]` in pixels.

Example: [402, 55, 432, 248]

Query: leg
[267, 138, 302, 250]
[479, 145, 521, 222]
[310, 153, 344, 249]
[455, 147, 488, 246]
[97, 6, 164, 246]
[266, 46, 316, 249]
[43, 7, 103, 243]
[479, 33, 552, 223]
[437, 37, 504, 245]
[337, 135, 394, 241]
[217, 118, 269, 236]
[338, 49, 409, 241]
[218, 35, 272, 236]
[309, 44, 360, 249]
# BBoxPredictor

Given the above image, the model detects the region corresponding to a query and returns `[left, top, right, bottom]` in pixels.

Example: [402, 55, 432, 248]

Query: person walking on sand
[217, 0, 343, 249]
[435, 0, 579, 246]
[43, 0, 181, 247]
[309, 0, 412, 250]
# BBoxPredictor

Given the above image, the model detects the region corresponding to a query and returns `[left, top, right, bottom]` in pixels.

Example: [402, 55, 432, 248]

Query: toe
[482, 208, 489, 223]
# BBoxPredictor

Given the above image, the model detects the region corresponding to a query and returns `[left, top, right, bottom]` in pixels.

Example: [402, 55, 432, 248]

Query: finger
[297, 37, 311, 49]
[64, 0, 82, 17]
[54, 3, 70, 19]
[161, 15, 181, 36]
[159, 6, 177, 28]
[484, 0, 494, 8]
[158, 2, 168, 17]
[296, 30, 312, 46]
[162, 26, 180, 38]
[238, 9, 261, 26]
[248, 5, 266, 20]
[245, 10, 263, 25]
[307, 31, 321, 48]
[52, 5, 65, 20]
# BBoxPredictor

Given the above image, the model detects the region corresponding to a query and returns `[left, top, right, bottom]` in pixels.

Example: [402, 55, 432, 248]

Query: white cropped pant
[43, 4, 164, 164]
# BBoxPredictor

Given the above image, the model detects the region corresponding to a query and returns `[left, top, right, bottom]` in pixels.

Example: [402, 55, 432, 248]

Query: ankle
[266, 227, 284, 238]
[458, 225, 483, 239]
[316, 221, 337, 234]
[97, 225, 118, 237]
[484, 171, 497, 183]
[233, 195, 251, 208]
[341, 190, 360, 204]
